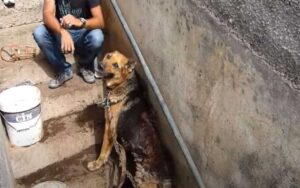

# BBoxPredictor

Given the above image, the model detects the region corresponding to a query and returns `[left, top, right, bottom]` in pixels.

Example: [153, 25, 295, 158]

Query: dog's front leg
[87, 120, 115, 171]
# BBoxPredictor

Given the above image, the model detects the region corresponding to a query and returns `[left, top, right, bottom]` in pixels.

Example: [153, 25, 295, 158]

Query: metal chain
[114, 140, 137, 188]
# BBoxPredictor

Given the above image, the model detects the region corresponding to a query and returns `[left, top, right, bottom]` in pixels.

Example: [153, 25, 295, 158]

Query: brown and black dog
[87, 51, 171, 188]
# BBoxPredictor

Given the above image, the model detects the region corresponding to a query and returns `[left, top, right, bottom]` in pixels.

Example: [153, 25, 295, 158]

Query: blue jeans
[33, 24, 104, 73]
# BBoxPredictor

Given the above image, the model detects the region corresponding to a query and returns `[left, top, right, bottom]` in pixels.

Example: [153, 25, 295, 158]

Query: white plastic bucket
[0, 85, 43, 147]
[33, 181, 67, 188]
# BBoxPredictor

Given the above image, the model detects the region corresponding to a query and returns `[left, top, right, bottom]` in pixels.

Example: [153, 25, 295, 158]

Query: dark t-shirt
[55, 0, 100, 19]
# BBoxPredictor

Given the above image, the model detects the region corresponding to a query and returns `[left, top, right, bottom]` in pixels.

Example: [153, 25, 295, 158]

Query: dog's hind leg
[87, 120, 115, 171]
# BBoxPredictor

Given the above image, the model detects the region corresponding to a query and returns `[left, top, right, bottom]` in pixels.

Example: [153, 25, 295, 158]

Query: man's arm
[43, 0, 61, 34]
[61, 5, 105, 30]
[85, 5, 105, 29]
[43, 0, 75, 53]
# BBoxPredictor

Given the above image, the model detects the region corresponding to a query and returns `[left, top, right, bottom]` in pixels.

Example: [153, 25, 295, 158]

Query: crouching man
[33, 0, 105, 89]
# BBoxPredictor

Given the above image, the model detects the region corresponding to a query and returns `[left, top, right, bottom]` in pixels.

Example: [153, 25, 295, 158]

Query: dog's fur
[87, 51, 170, 188]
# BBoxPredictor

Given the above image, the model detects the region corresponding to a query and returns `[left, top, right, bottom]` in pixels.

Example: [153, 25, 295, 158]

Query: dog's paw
[87, 160, 103, 171]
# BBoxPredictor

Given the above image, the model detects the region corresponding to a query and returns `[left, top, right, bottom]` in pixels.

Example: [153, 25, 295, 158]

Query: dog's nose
[102, 72, 114, 79]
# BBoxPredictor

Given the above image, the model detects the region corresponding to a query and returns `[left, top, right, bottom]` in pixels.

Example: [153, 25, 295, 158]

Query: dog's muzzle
[95, 61, 114, 79]
[102, 72, 114, 79]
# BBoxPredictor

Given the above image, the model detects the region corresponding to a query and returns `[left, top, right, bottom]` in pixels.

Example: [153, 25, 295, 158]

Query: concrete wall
[117, 0, 300, 187]
[0, 120, 15, 188]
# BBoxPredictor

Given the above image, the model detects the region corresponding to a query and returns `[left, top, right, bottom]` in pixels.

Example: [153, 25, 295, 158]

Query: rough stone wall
[192, 0, 300, 90]
[117, 0, 300, 187]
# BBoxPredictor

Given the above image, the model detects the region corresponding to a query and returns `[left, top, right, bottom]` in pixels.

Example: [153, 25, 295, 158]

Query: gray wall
[0, 120, 15, 188]
[117, 0, 300, 187]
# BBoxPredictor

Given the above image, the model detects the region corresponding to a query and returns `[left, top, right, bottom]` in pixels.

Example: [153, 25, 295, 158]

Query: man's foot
[80, 67, 95, 84]
[49, 68, 73, 89]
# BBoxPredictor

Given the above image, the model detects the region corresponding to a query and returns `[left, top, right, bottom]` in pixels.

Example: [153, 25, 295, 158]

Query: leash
[100, 85, 137, 188]
[113, 140, 137, 188]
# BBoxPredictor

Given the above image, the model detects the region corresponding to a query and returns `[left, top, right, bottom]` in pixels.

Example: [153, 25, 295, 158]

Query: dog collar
[100, 91, 129, 109]
[101, 74, 138, 109]
[100, 96, 126, 109]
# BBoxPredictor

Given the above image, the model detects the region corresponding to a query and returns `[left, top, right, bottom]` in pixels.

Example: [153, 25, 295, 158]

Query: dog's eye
[106, 54, 112, 59]
[112, 63, 119, 69]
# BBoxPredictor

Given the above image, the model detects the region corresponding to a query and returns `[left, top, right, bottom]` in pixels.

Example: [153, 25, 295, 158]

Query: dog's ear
[126, 59, 136, 73]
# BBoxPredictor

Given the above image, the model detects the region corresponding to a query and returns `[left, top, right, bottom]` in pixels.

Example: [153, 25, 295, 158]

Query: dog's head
[98, 51, 136, 88]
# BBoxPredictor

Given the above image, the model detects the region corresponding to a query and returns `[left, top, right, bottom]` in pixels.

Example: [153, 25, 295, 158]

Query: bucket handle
[0, 111, 41, 132]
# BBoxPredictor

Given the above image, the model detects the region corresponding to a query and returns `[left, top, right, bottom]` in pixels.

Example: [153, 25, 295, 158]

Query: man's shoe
[3, 0, 15, 7]
[94, 59, 104, 79]
[80, 68, 95, 84]
[49, 68, 73, 89]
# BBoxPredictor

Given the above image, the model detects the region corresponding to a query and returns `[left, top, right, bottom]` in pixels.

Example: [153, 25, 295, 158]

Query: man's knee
[33, 25, 50, 45]
[87, 29, 104, 49]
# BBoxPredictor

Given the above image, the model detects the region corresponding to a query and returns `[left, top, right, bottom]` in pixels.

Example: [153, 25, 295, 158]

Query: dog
[87, 51, 171, 188]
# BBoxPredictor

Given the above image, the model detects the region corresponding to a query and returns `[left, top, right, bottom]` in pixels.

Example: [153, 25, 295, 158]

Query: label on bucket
[2, 105, 41, 123]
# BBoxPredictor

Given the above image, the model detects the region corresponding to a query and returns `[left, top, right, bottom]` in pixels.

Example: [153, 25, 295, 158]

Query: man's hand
[60, 14, 82, 29]
[60, 29, 74, 54]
